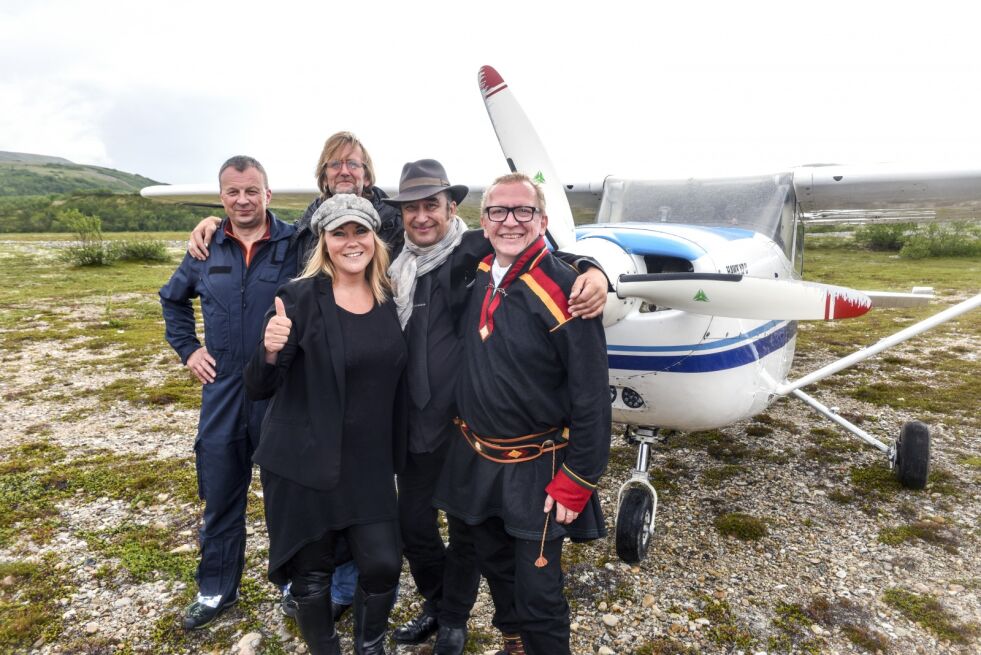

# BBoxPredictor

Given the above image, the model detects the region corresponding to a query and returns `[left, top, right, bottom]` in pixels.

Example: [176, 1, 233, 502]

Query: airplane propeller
[478, 65, 577, 250]
[616, 273, 872, 320]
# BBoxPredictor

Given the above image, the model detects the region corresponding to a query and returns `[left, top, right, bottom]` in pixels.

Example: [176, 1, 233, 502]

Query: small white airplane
[142, 65, 981, 564]
[475, 65, 980, 562]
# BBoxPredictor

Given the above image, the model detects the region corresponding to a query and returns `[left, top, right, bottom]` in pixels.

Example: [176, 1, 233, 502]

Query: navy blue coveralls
[160, 211, 297, 602]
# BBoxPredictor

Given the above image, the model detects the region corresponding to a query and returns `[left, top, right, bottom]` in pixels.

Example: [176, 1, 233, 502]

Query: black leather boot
[352, 585, 397, 655]
[294, 589, 340, 655]
[434, 624, 467, 654]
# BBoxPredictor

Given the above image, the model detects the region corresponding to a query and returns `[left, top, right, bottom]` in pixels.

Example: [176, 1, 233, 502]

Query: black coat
[243, 274, 407, 491]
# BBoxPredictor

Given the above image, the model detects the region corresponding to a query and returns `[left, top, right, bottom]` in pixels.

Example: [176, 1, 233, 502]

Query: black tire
[615, 487, 654, 563]
[894, 421, 930, 490]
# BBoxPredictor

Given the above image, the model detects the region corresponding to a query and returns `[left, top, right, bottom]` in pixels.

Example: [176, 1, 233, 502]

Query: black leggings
[285, 521, 401, 597]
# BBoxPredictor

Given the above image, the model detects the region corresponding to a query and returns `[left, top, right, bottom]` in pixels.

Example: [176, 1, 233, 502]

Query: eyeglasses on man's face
[326, 159, 364, 171]
[484, 206, 539, 222]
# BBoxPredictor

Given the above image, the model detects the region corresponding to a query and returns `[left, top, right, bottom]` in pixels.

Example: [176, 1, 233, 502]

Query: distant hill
[0, 151, 161, 196]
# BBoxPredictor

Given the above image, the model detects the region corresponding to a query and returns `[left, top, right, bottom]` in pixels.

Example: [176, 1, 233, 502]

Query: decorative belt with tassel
[454, 418, 568, 464]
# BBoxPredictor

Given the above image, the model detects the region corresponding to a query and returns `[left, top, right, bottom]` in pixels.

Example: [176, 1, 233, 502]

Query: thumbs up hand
[264, 297, 292, 362]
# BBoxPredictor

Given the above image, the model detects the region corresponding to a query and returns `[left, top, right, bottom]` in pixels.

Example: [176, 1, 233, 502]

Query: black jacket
[243, 274, 408, 490]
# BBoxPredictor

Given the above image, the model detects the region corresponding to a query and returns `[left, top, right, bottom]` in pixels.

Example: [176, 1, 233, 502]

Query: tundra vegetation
[0, 228, 977, 653]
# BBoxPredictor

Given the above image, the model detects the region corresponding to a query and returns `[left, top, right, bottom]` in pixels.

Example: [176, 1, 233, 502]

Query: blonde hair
[297, 231, 392, 304]
[314, 131, 376, 197]
[480, 172, 547, 214]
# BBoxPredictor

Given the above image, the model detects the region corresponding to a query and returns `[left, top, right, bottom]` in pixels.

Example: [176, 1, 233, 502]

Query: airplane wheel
[894, 421, 930, 490]
[615, 487, 654, 563]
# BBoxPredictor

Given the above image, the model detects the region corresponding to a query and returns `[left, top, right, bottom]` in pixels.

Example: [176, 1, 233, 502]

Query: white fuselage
[570, 223, 798, 431]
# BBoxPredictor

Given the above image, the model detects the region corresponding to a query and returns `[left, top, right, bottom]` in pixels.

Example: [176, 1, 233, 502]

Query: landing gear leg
[615, 426, 659, 563]
[792, 389, 931, 489]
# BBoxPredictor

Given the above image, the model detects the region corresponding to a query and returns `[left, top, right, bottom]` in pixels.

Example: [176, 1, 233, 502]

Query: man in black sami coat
[433, 173, 611, 655]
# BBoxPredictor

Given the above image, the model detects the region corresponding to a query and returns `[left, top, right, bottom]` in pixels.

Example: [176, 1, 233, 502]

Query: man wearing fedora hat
[383, 159, 608, 655]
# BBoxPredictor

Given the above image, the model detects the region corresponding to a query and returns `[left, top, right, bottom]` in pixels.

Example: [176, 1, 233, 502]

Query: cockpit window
[596, 173, 796, 257]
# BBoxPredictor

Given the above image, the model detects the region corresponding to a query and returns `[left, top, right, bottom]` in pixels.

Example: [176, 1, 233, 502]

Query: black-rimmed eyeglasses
[484, 206, 539, 222]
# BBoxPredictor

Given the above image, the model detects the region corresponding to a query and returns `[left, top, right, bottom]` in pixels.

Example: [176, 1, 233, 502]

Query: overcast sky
[2, 0, 978, 190]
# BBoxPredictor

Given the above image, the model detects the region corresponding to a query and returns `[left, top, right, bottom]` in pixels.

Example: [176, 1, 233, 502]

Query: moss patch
[805, 595, 890, 653]
[693, 595, 756, 651]
[714, 512, 768, 541]
[633, 638, 700, 654]
[878, 520, 960, 552]
[768, 602, 822, 654]
[849, 464, 904, 502]
[883, 588, 978, 644]
[701, 464, 746, 486]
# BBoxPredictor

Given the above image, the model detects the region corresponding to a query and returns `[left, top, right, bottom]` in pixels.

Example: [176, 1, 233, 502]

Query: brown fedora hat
[383, 159, 469, 205]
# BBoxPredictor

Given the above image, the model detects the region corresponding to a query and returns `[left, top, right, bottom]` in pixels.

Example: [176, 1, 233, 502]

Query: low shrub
[899, 222, 981, 259]
[853, 222, 914, 251]
[59, 243, 117, 266]
[116, 239, 169, 262]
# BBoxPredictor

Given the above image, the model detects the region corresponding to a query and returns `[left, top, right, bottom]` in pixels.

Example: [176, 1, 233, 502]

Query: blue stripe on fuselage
[608, 320, 782, 353]
[608, 322, 797, 373]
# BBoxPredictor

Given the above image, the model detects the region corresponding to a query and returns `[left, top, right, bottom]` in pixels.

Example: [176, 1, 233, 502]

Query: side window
[794, 216, 805, 276]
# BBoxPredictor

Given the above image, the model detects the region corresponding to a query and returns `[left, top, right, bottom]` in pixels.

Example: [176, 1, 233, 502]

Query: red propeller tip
[478, 65, 505, 95]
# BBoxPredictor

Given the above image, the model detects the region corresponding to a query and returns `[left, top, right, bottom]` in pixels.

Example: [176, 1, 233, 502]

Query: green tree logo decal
[533, 171, 546, 184]
[693, 289, 709, 302]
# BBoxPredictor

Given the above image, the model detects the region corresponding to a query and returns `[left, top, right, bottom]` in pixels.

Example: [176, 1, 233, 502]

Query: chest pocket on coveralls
[257, 240, 288, 284]
[201, 265, 232, 354]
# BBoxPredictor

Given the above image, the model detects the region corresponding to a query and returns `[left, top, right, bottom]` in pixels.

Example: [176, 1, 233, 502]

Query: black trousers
[285, 521, 401, 597]
[398, 443, 480, 627]
[470, 517, 569, 655]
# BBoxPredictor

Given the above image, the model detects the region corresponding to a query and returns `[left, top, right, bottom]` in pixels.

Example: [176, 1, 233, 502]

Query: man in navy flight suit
[160, 155, 297, 630]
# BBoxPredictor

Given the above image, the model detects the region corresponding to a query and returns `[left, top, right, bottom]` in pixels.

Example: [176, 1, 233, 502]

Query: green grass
[79, 523, 197, 584]
[0, 555, 72, 651]
[0, 444, 198, 548]
[796, 241, 981, 430]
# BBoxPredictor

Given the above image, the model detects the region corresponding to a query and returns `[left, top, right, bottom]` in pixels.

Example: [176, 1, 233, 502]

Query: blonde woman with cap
[245, 194, 407, 655]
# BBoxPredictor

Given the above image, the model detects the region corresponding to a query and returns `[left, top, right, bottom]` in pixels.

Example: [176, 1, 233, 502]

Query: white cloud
[1, 0, 979, 188]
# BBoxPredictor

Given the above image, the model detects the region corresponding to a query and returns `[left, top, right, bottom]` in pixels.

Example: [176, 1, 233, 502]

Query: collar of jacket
[477, 236, 549, 341]
[214, 210, 293, 245]
[480, 236, 549, 291]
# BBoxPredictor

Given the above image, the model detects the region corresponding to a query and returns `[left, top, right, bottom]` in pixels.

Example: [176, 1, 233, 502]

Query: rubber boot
[353, 585, 397, 655]
[294, 589, 340, 655]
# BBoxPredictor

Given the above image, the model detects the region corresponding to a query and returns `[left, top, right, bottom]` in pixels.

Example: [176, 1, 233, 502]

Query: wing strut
[777, 292, 981, 395]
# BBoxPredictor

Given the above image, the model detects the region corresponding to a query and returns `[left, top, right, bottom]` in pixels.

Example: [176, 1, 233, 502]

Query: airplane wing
[793, 163, 981, 222]
[140, 183, 487, 210]
[141, 183, 320, 210]
[550, 165, 981, 224]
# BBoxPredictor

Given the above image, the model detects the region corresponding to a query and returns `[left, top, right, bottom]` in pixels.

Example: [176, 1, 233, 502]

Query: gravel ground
[0, 290, 977, 654]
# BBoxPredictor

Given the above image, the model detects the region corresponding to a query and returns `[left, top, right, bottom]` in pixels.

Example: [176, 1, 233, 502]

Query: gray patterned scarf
[389, 216, 467, 328]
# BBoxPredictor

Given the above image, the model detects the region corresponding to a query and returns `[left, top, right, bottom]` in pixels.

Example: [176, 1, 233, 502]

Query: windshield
[596, 173, 797, 255]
